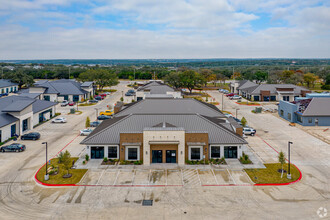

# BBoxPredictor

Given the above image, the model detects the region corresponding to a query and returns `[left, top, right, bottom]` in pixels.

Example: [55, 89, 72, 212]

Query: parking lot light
[287, 141, 293, 179]
[42, 142, 49, 181]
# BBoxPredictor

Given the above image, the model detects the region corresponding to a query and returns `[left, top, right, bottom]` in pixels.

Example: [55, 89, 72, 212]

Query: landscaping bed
[245, 163, 300, 184]
[236, 101, 260, 106]
[119, 160, 143, 165]
[79, 103, 97, 106]
[36, 157, 88, 185]
[101, 158, 119, 165]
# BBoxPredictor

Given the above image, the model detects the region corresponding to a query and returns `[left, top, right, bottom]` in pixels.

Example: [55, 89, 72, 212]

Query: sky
[0, 0, 329, 59]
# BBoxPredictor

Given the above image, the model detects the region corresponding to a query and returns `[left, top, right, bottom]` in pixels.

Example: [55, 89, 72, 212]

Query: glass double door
[224, 146, 237, 158]
[152, 149, 177, 163]
[91, 147, 104, 159]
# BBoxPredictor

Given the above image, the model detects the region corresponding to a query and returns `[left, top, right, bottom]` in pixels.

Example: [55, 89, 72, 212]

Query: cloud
[0, 0, 329, 59]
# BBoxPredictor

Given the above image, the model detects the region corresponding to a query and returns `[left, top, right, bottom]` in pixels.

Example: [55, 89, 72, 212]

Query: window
[288, 113, 291, 120]
[308, 118, 313, 123]
[126, 147, 139, 160]
[297, 115, 302, 123]
[270, 96, 276, 101]
[211, 146, 220, 158]
[254, 96, 259, 101]
[190, 147, 201, 160]
[283, 96, 289, 101]
[108, 146, 118, 159]
[280, 110, 284, 116]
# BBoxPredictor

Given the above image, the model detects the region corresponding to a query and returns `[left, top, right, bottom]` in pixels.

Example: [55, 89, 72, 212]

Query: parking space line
[210, 168, 219, 185]
[226, 168, 236, 185]
[131, 170, 135, 185]
[113, 170, 120, 185]
[180, 169, 184, 186]
[148, 169, 152, 185]
[78, 169, 89, 185]
[96, 169, 106, 185]
[196, 168, 202, 186]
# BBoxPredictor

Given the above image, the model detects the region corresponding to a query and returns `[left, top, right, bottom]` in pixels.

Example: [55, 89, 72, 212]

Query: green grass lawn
[36, 157, 88, 185]
[245, 163, 300, 184]
[237, 101, 260, 105]
[78, 103, 96, 106]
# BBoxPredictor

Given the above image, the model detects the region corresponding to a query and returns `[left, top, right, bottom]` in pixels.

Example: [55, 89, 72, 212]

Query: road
[0, 86, 329, 219]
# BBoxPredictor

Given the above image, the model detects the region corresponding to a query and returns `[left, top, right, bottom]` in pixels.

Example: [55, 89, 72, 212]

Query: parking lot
[77, 167, 253, 187]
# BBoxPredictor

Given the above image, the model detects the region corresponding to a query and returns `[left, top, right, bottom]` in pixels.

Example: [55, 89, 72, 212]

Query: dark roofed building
[81, 98, 247, 165]
[135, 80, 182, 101]
[0, 79, 18, 94]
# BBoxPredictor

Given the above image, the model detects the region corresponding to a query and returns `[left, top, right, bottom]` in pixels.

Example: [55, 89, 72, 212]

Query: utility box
[255, 107, 262, 113]
[70, 108, 76, 114]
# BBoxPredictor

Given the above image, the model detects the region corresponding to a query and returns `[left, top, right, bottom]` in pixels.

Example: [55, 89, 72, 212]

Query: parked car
[90, 121, 101, 127]
[21, 132, 40, 140]
[68, 101, 75, 106]
[1, 143, 26, 152]
[128, 89, 135, 95]
[52, 117, 67, 123]
[97, 115, 111, 120]
[94, 96, 102, 101]
[226, 93, 235, 97]
[61, 100, 69, 106]
[94, 94, 104, 99]
[243, 127, 256, 136]
[100, 93, 107, 98]
[104, 92, 111, 95]
[88, 99, 98, 103]
[125, 92, 133, 96]
[230, 95, 242, 100]
[99, 110, 113, 116]
[224, 113, 232, 118]
[80, 128, 93, 136]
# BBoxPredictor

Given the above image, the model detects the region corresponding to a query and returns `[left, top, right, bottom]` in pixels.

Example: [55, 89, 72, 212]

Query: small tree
[278, 151, 286, 178]
[62, 150, 71, 176]
[85, 116, 90, 128]
[57, 151, 64, 163]
[241, 117, 247, 127]
[120, 97, 124, 102]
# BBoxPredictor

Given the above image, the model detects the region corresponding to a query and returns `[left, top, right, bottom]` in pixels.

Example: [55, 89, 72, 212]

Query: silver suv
[61, 100, 69, 107]
[243, 127, 256, 136]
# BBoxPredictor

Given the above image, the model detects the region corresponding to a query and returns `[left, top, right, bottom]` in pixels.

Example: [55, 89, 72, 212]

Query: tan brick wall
[185, 133, 209, 161]
[120, 133, 143, 161]
[236, 127, 243, 136]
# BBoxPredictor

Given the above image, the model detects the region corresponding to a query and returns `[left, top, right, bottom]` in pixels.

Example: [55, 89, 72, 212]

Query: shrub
[120, 97, 124, 102]
[85, 116, 90, 128]
[240, 152, 252, 164]
[103, 157, 108, 162]
[82, 160, 86, 165]
[85, 154, 89, 161]
[55, 113, 61, 116]
[241, 117, 247, 127]
[57, 152, 64, 163]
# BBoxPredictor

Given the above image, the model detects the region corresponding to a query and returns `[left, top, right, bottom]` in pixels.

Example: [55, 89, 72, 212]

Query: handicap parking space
[115, 170, 134, 185]
[166, 169, 182, 185]
[149, 170, 166, 185]
[213, 169, 233, 185]
[228, 170, 253, 185]
[198, 169, 217, 185]
[132, 170, 149, 185]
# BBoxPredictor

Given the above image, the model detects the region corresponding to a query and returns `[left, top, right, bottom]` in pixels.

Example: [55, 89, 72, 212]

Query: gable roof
[81, 81, 93, 87]
[137, 81, 175, 94]
[34, 79, 88, 95]
[250, 84, 309, 95]
[238, 81, 258, 90]
[0, 79, 18, 88]
[303, 98, 330, 116]
[81, 114, 247, 145]
[115, 98, 225, 118]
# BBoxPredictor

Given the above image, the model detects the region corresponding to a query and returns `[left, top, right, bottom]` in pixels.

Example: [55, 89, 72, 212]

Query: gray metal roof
[81, 81, 93, 87]
[115, 98, 226, 118]
[34, 79, 88, 95]
[250, 84, 308, 95]
[303, 98, 330, 116]
[19, 93, 41, 99]
[0, 79, 18, 88]
[238, 81, 258, 90]
[0, 96, 56, 128]
[137, 81, 175, 94]
[145, 94, 174, 99]
[81, 114, 247, 145]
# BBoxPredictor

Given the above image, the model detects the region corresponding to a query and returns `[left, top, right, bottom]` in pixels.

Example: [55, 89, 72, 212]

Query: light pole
[222, 93, 224, 111]
[287, 141, 293, 179]
[42, 142, 49, 181]
[236, 108, 239, 118]
[94, 108, 99, 120]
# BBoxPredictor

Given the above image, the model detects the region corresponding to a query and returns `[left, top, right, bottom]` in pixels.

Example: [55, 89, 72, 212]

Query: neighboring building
[278, 97, 330, 126]
[229, 80, 248, 94]
[0, 79, 18, 94]
[81, 98, 247, 165]
[231, 80, 310, 102]
[27, 79, 95, 102]
[0, 96, 57, 142]
[135, 81, 182, 101]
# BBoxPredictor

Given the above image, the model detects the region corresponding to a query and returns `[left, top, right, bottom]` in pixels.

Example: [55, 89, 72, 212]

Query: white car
[104, 92, 111, 95]
[230, 95, 242, 100]
[60, 100, 69, 107]
[52, 117, 67, 123]
[243, 127, 256, 136]
[80, 128, 93, 136]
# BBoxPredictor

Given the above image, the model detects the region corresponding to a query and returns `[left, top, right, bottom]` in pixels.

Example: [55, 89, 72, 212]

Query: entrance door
[11, 124, 16, 137]
[166, 150, 176, 163]
[22, 119, 28, 132]
[73, 95, 79, 102]
[152, 150, 163, 163]
[224, 146, 237, 158]
[91, 147, 104, 159]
